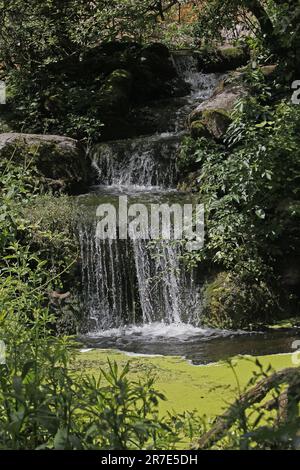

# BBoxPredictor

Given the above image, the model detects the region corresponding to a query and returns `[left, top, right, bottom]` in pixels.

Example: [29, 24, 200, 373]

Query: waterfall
[79, 53, 220, 333]
[79, 217, 201, 331]
[172, 53, 221, 99]
[91, 132, 184, 189]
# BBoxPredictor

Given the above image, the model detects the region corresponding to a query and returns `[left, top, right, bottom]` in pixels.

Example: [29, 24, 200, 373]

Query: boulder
[202, 272, 278, 329]
[190, 120, 210, 139]
[189, 83, 247, 139]
[97, 69, 133, 116]
[0, 133, 89, 193]
[196, 46, 250, 73]
[200, 109, 232, 140]
[191, 84, 247, 121]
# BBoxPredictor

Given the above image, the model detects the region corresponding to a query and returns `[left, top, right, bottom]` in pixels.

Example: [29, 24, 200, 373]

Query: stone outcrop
[189, 82, 248, 139]
[42, 41, 188, 141]
[0, 133, 89, 194]
[196, 46, 250, 73]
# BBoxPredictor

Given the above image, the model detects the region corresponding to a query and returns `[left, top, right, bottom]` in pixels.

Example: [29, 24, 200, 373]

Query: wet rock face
[0, 133, 89, 194]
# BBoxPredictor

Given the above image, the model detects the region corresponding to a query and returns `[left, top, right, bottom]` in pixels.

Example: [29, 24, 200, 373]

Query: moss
[190, 120, 210, 139]
[201, 108, 232, 140]
[202, 272, 280, 329]
[97, 68, 133, 116]
[197, 46, 249, 73]
[219, 47, 244, 60]
[268, 317, 300, 329]
[202, 108, 231, 120]
[75, 349, 298, 417]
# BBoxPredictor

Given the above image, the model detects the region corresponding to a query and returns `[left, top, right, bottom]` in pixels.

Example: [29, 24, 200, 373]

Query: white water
[86, 322, 237, 339]
[91, 56, 221, 189]
[79, 223, 202, 331]
[79, 54, 219, 335]
[91, 132, 184, 189]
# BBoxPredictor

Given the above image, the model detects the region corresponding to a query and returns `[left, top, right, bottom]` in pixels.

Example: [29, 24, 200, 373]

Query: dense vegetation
[181, 72, 300, 328]
[0, 0, 299, 450]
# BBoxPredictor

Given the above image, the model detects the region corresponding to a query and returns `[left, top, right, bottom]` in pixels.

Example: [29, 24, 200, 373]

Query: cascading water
[79, 216, 201, 331]
[91, 132, 183, 189]
[91, 55, 221, 190]
[79, 54, 220, 335]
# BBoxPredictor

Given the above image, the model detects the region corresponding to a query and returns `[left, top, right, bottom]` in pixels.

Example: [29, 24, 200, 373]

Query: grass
[74, 350, 297, 419]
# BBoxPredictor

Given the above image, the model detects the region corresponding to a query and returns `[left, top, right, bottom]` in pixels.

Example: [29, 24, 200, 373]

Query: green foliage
[0, 1, 176, 139]
[0, 317, 190, 450]
[197, 359, 300, 450]
[0, 143, 83, 332]
[180, 79, 300, 327]
[194, 0, 300, 77]
[0, 1, 160, 71]
[183, 98, 300, 280]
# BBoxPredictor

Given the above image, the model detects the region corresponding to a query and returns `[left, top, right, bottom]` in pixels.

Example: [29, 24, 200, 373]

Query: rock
[140, 43, 176, 81]
[202, 272, 278, 329]
[191, 83, 247, 122]
[42, 41, 187, 141]
[97, 69, 133, 115]
[95, 69, 134, 140]
[200, 109, 232, 140]
[0, 133, 89, 193]
[260, 64, 277, 77]
[189, 83, 247, 139]
[190, 120, 210, 139]
[196, 46, 250, 73]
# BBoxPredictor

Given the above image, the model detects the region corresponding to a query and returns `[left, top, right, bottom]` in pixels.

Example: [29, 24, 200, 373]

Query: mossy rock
[0, 133, 90, 194]
[190, 83, 248, 124]
[201, 108, 232, 140]
[196, 46, 250, 73]
[190, 120, 210, 139]
[202, 272, 280, 329]
[97, 69, 133, 116]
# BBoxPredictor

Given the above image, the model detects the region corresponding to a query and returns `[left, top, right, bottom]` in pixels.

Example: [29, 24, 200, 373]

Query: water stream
[78, 54, 299, 363]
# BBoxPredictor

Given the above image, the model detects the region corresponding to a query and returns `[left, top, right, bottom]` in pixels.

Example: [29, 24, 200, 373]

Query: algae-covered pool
[75, 349, 299, 418]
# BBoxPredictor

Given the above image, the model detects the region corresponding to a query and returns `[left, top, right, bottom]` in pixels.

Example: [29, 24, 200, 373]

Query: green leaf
[255, 121, 267, 128]
[255, 209, 265, 219]
[21, 361, 35, 380]
[54, 428, 69, 450]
